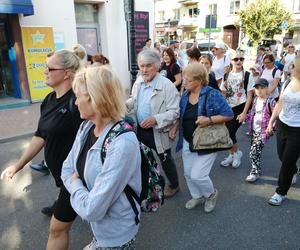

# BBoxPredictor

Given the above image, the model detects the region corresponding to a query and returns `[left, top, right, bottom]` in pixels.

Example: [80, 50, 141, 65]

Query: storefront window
[0, 23, 14, 97]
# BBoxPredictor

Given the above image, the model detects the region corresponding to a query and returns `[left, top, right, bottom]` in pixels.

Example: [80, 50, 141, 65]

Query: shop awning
[0, 0, 34, 16]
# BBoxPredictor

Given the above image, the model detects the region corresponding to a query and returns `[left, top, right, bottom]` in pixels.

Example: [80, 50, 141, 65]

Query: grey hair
[137, 49, 161, 70]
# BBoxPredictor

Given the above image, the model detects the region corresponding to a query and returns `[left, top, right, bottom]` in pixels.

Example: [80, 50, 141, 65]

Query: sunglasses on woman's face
[232, 57, 245, 62]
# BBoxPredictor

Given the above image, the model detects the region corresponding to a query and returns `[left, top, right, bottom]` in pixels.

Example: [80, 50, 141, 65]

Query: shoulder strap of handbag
[201, 88, 213, 116]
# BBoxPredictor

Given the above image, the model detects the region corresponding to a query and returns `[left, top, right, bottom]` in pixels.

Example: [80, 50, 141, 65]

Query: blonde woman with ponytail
[1, 48, 83, 250]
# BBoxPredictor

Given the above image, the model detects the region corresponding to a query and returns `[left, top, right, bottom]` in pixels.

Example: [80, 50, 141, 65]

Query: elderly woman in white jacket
[126, 49, 180, 198]
[61, 66, 141, 249]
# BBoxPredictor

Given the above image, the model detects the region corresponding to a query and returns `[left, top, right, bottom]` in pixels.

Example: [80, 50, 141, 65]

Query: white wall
[135, 0, 155, 40]
[19, 0, 155, 91]
[99, 0, 155, 91]
[19, 0, 77, 50]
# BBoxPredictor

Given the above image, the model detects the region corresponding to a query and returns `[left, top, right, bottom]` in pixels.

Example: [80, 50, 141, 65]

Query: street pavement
[0, 125, 300, 250]
[0, 103, 40, 143]
[0, 57, 299, 249]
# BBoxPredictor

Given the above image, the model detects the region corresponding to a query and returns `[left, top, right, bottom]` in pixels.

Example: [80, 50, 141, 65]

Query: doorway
[75, 3, 101, 57]
[223, 25, 239, 50]
[77, 27, 99, 56]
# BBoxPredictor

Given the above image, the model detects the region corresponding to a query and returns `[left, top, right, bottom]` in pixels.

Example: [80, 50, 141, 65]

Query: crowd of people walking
[1, 37, 299, 250]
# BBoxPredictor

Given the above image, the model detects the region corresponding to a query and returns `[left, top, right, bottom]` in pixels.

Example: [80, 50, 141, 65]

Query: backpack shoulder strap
[100, 120, 141, 225]
[283, 78, 291, 91]
[266, 97, 273, 116]
[272, 67, 278, 78]
[100, 120, 132, 163]
[244, 70, 250, 92]
[124, 185, 141, 225]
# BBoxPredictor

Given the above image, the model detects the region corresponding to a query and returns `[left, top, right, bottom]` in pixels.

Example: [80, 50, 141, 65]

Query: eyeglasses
[183, 78, 193, 83]
[288, 46, 295, 48]
[232, 57, 245, 62]
[46, 65, 65, 72]
[263, 61, 272, 64]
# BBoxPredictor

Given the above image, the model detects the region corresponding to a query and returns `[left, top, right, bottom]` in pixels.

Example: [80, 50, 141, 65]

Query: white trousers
[182, 139, 217, 199]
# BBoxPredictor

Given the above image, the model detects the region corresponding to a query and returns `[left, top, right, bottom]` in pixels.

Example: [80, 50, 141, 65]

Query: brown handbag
[191, 89, 233, 152]
[192, 123, 233, 151]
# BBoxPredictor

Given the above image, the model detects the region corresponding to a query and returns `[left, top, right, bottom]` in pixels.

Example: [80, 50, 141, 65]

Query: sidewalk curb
[0, 132, 34, 144]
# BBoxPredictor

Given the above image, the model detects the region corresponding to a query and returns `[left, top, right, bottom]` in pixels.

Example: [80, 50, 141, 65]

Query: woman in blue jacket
[169, 63, 233, 213]
[61, 66, 141, 249]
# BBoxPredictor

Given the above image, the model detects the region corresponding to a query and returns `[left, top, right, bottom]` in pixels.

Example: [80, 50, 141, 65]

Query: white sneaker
[291, 174, 298, 185]
[232, 150, 243, 168]
[204, 189, 218, 213]
[268, 193, 286, 206]
[185, 197, 205, 209]
[220, 154, 233, 167]
[83, 238, 97, 250]
[246, 173, 259, 183]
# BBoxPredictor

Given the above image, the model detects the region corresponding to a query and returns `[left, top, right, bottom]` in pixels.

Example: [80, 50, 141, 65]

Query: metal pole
[124, 0, 138, 86]
[208, 6, 212, 51]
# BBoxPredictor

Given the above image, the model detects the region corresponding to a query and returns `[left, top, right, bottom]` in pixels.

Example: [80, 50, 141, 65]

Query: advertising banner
[134, 11, 149, 55]
[21, 27, 55, 102]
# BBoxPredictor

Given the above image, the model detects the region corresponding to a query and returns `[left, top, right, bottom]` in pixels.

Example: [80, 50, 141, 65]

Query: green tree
[238, 0, 292, 44]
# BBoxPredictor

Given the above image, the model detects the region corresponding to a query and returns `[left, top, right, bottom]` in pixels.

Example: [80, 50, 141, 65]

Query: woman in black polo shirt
[1, 49, 82, 249]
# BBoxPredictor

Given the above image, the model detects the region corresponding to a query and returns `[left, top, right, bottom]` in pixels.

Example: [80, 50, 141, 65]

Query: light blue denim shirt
[61, 121, 141, 248]
[136, 74, 159, 124]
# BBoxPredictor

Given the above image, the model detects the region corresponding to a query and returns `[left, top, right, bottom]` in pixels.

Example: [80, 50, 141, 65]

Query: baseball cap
[249, 65, 260, 74]
[213, 41, 226, 50]
[254, 78, 269, 88]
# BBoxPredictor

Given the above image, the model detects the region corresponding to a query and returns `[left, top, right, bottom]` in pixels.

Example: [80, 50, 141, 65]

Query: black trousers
[137, 126, 179, 189]
[276, 120, 300, 195]
[225, 103, 245, 144]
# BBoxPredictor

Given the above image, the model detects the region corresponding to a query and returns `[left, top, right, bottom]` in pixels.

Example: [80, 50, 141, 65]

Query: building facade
[154, 0, 300, 49]
[154, 0, 248, 48]
[282, 0, 300, 45]
[0, 0, 154, 107]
